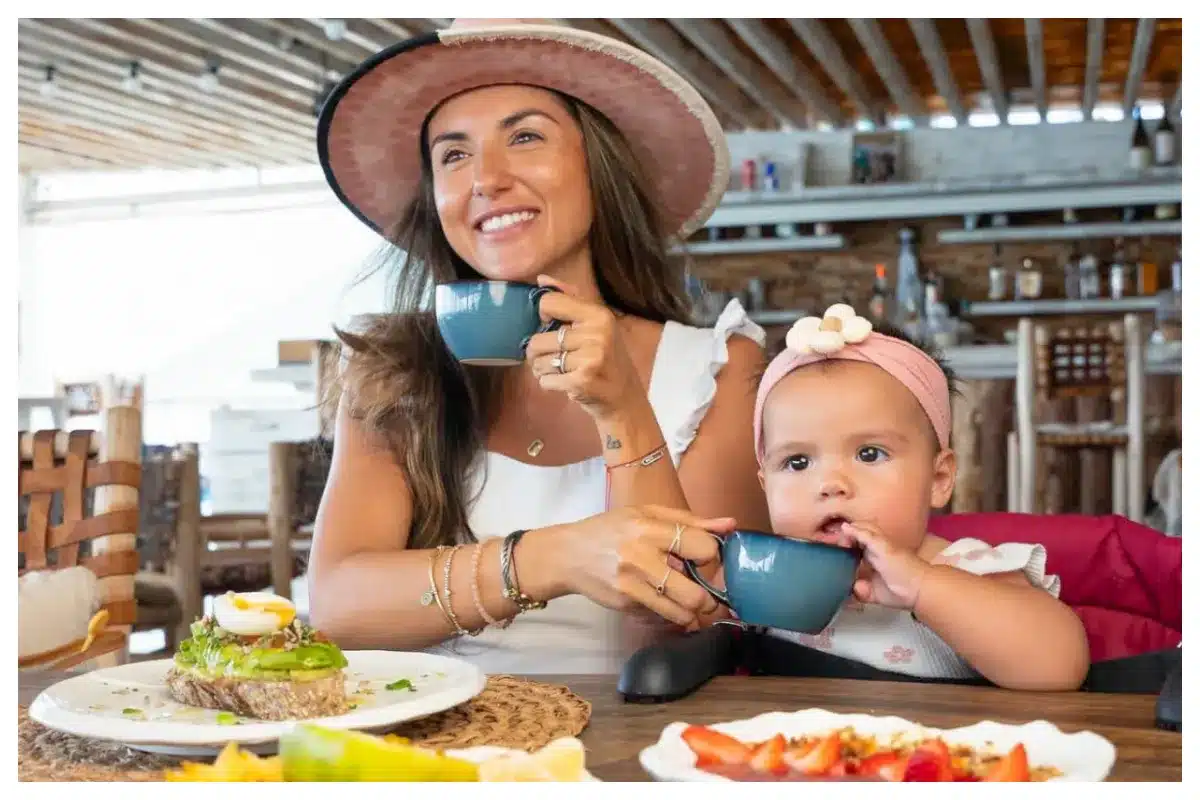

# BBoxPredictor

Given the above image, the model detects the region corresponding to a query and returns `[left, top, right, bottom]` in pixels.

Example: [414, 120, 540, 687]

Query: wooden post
[92, 402, 141, 667]
[172, 444, 203, 639]
[1006, 432, 1020, 512]
[268, 441, 298, 600]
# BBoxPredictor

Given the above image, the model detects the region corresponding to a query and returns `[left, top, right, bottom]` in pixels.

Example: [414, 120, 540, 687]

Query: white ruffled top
[431, 300, 766, 675]
[766, 537, 1063, 679]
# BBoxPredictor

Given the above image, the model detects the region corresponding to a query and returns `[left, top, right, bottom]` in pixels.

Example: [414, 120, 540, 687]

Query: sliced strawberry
[858, 751, 907, 782]
[681, 725, 752, 766]
[982, 743, 1031, 782]
[783, 732, 841, 776]
[903, 739, 954, 782]
[748, 734, 787, 775]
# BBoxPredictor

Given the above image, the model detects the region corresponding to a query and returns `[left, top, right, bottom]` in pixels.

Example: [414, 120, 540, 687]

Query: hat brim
[317, 24, 729, 240]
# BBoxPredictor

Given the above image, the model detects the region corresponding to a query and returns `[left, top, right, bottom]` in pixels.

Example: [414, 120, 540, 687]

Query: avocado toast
[166, 598, 350, 721]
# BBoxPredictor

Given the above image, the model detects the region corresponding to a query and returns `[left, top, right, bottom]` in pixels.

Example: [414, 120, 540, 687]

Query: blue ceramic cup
[434, 280, 562, 366]
[683, 529, 862, 634]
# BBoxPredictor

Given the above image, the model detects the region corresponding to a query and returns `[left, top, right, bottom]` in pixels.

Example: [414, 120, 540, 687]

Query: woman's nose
[471, 146, 513, 198]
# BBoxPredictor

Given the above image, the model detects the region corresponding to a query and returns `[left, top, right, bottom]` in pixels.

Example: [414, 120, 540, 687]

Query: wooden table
[20, 673, 1180, 781]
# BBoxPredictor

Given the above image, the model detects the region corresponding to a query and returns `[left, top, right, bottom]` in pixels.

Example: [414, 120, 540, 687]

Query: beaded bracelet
[470, 540, 510, 629]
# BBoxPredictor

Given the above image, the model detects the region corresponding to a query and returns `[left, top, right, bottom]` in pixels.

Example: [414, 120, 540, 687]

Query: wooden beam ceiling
[18, 18, 1183, 175]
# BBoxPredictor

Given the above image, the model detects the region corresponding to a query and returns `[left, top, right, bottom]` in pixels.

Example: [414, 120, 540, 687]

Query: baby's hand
[835, 522, 931, 610]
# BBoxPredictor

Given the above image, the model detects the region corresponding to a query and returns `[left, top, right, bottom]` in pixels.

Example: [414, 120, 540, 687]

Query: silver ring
[669, 524, 683, 557]
[552, 350, 567, 374]
[557, 326, 567, 348]
[655, 566, 671, 596]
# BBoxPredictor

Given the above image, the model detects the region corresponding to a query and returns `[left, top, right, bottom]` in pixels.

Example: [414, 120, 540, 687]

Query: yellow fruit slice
[280, 724, 479, 782]
[478, 737, 587, 782]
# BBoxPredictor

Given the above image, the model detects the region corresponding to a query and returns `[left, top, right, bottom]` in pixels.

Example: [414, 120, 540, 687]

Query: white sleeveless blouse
[424, 300, 765, 675]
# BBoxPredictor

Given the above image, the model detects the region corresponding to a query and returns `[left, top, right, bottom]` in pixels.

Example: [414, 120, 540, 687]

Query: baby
[753, 304, 1089, 691]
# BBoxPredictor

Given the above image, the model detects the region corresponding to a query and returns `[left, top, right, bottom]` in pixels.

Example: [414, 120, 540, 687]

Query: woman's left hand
[834, 522, 934, 610]
[523, 274, 646, 421]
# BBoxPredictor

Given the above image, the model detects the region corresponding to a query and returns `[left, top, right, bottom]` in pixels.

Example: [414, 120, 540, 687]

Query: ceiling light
[39, 65, 57, 98]
[323, 19, 347, 41]
[198, 62, 220, 92]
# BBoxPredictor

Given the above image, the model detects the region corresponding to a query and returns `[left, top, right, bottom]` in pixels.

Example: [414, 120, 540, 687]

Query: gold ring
[655, 566, 671, 596]
[669, 524, 683, 557]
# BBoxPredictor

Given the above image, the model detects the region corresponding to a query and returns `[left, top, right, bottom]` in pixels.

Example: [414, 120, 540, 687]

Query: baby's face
[758, 360, 956, 553]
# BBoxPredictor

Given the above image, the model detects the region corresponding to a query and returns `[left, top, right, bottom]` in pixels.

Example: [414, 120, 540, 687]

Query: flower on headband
[786, 303, 873, 355]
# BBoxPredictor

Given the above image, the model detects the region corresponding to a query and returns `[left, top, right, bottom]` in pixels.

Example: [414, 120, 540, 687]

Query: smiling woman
[306, 19, 771, 675]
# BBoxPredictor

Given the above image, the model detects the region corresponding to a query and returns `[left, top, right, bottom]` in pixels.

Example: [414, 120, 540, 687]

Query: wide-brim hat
[316, 18, 729, 241]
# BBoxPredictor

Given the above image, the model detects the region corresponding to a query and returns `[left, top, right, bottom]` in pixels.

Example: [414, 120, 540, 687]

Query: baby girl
[753, 304, 1089, 690]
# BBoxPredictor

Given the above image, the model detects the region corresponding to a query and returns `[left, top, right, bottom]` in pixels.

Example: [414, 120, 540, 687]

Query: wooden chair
[18, 404, 142, 670]
[1008, 314, 1146, 522]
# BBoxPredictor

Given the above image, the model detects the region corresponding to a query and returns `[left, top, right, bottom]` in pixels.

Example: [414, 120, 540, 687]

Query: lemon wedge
[478, 737, 588, 782]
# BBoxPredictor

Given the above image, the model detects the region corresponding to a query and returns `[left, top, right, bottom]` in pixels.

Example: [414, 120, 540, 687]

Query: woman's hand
[546, 504, 735, 627]
[834, 522, 934, 610]
[523, 275, 647, 422]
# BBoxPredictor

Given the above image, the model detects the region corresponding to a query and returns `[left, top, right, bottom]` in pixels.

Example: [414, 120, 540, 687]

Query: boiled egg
[212, 592, 296, 637]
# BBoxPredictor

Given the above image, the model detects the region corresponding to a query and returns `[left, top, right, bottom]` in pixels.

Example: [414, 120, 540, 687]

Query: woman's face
[426, 85, 593, 282]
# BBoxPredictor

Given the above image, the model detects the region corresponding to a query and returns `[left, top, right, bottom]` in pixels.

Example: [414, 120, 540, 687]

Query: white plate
[638, 708, 1117, 782]
[29, 650, 486, 757]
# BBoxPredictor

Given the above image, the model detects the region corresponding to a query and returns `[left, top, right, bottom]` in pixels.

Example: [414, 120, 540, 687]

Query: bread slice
[165, 666, 349, 721]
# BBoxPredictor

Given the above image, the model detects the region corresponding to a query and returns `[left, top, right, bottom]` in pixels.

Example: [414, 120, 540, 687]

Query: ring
[655, 566, 671, 596]
[552, 350, 568, 374]
[557, 326, 567, 348]
[669, 524, 683, 557]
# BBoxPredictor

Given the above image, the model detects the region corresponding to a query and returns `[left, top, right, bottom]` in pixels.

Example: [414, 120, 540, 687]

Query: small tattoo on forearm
[605, 435, 622, 450]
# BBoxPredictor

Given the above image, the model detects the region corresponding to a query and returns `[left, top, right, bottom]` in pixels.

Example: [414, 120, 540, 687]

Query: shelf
[676, 235, 845, 256]
[705, 172, 1182, 228]
[937, 219, 1182, 245]
[943, 341, 1181, 379]
[249, 364, 316, 390]
[962, 296, 1163, 318]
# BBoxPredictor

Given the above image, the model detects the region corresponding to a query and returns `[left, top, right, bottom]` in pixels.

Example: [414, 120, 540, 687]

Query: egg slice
[212, 592, 296, 637]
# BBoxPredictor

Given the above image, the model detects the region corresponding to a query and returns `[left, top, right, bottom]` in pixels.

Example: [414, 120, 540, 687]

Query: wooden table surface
[20, 672, 1181, 782]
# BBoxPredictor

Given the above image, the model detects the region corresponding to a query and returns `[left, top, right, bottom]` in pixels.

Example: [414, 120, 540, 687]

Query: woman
[309, 19, 770, 674]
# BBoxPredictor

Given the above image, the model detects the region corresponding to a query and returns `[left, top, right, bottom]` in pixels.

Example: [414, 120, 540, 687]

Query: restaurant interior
[16, 17, 1186, 783]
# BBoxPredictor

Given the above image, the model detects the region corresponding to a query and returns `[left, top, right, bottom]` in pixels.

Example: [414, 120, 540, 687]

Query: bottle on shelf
[987, 244, 1007, 301]
[1136, 238, 1159, 296]
[867, 263, 892, 324]
[1129, 107, 1152, 172]
[922, 266, 943, 319]
[1109, 238, 1128, 300]
[1078, 249, 1102, 300]
[1062, 245, 1082, 300]
[1015, 256, 1044, 301]
[1154, 112, 1177, 166]
[1170, 244, 1182, 295]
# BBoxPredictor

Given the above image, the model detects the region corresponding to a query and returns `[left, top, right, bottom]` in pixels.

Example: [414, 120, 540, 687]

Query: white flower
[785, 303, 874, 355]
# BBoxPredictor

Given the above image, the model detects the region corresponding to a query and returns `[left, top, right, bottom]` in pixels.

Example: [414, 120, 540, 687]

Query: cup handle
[682, 536, 730, 608]
[520, 286, 563, 354]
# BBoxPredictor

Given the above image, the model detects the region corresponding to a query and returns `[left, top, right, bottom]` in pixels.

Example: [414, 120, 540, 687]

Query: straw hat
[316, 19, 729, 241]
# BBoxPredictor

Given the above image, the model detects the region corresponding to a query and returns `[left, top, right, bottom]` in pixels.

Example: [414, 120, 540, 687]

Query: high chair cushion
[929, 513, 1182, 662]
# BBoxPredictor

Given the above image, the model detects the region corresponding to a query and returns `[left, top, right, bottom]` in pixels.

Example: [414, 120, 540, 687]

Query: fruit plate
[637, 709, 1117, 782]
[29, 650, 487, 757]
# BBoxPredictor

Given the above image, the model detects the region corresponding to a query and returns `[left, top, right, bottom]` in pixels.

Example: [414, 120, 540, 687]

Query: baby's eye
[783, 455, 811, 472]
[857, 446, 889, 464]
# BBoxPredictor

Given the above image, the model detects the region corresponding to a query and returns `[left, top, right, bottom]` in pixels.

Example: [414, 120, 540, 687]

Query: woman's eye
[511, 130, 543, 145]
[783, 455, 810, 472]
[439, 148, 466, 165]
[857, 446, 888, 464]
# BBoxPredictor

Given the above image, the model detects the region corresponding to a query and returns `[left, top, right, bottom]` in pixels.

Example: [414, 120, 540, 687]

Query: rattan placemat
[19, 675, 592, 782]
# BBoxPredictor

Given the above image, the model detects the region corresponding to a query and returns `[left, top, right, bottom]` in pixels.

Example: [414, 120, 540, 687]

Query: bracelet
[442, 544, 480, 636]
[500, 531, 547, 612]
[471, 540, 510, 630]
[604, 441, 669, 509]
[423, 546, 459, 633]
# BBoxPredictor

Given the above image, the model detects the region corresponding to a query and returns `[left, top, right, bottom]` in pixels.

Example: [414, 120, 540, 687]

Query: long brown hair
[331, 90, 694, 550]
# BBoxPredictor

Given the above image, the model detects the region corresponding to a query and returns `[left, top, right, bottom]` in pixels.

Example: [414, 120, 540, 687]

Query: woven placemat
[19, 675, 591, 782]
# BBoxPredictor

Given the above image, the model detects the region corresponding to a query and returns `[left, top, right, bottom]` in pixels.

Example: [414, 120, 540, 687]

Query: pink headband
[753, 304, 951, 464]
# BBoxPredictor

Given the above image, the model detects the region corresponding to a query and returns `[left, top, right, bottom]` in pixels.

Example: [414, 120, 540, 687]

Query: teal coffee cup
[434, 280, 561, 366]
